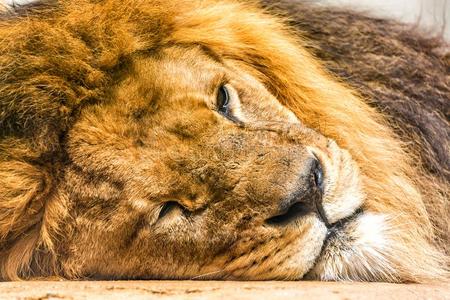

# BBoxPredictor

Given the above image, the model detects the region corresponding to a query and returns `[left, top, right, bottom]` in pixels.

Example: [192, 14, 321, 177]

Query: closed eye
[157, 201, 190, 220]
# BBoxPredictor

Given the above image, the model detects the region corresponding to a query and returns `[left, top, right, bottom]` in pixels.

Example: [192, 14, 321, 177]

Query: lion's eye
[217, 85, 230, 115]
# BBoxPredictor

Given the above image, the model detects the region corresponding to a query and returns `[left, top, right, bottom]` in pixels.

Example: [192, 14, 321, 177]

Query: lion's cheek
[284, 218, 328, 279]
[217, 217, 327, 280]
[254, 217, 327, 280]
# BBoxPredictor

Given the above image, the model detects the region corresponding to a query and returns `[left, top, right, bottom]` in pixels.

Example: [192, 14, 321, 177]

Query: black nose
[265, 157, 330, 227]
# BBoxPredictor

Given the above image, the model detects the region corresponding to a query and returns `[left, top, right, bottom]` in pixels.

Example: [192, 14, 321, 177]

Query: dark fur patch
[262, 0, 450, 181]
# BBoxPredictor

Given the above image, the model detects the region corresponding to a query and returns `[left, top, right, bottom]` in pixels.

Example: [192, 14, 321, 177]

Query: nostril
[312, 158, 324, 193]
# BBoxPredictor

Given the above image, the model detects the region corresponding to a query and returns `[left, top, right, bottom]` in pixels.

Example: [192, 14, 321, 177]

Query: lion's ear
[0, 159, 49, 280]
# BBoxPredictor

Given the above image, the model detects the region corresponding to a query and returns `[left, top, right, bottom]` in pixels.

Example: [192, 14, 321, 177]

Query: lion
[0, 0, 448, 282]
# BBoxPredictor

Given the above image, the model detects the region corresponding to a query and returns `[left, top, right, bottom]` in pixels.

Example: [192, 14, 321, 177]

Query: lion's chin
[304, 212, 392, 281]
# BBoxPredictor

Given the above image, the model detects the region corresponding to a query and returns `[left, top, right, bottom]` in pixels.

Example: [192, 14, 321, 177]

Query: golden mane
[0, 0, 448, 281]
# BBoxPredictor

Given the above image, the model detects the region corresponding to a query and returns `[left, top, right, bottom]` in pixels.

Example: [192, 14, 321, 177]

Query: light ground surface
[0, 281, 449, 300]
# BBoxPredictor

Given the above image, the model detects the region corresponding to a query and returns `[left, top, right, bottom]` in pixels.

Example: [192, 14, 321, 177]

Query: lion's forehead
[113, 46, 301, 128]
[130, 47, 223, 97]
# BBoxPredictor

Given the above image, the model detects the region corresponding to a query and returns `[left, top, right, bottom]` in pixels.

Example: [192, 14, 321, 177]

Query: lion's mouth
[325, 207, 364, 240]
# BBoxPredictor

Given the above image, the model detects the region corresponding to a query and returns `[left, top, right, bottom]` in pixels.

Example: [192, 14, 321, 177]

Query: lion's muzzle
[265, 156, 330, 227]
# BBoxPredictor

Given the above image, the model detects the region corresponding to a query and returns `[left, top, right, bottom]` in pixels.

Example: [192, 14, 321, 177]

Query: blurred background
[2, 0, 450, 40]
[324, 0, 449, 40]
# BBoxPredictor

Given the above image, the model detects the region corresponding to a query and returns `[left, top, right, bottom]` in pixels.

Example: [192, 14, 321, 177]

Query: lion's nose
[265, 157, 330, 227]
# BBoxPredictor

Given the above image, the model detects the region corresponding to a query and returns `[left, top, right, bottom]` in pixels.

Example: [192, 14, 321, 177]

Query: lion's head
[57, 45, 365, 279]
[0, 0, 447, 282]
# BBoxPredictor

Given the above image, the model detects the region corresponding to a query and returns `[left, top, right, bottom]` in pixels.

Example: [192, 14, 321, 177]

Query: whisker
[191, 269, 225, 280]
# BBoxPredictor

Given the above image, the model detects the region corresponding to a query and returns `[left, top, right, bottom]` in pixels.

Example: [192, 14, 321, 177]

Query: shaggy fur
[0, 0, 448, 282]
[262, 0, 450, 257]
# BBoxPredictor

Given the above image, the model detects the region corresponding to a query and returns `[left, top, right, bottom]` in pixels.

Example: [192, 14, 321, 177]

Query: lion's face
[55, 45, 363, 279]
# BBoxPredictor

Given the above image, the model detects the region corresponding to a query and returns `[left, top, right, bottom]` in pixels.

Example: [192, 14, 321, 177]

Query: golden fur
[0, 0, 448, 282]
